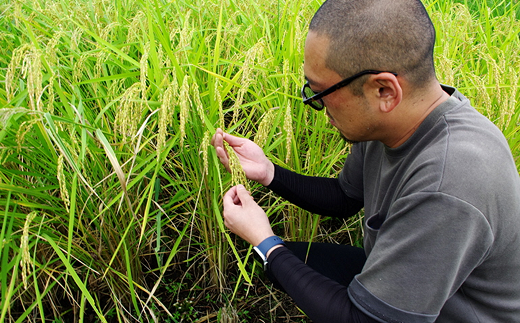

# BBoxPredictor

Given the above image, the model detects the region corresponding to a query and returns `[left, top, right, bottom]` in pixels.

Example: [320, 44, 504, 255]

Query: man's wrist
[253, 236, 285, 270]
[266, 244, 284, 258]
[260, 161, 275, 186]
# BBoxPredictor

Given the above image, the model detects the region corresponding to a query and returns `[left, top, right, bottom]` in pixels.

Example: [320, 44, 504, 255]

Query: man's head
[303, 0, 446, 146]
[309, 0, 436, 95]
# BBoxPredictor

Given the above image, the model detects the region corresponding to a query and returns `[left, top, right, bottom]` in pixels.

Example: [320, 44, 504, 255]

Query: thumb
[235, 184, 252, 204]
[222, 132, 244, 146]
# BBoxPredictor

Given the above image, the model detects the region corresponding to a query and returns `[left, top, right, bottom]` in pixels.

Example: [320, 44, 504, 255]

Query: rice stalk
[192, 82, 205, 124]
[1, 0, 518, 321]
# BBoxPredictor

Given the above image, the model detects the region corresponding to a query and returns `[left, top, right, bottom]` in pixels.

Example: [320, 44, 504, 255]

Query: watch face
[252, 246, 269, 271]
[253, 246, 267, 262]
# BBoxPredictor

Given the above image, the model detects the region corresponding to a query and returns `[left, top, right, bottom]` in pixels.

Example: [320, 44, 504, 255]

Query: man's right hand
[211, 128, 275, 186]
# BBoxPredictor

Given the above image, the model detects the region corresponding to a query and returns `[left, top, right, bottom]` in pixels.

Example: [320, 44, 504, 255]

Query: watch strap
[254, 236, 285, 263]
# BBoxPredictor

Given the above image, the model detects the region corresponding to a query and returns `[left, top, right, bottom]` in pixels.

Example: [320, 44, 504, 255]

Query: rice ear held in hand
[211, 128, 275, 186]
[224, 141, 249, 190]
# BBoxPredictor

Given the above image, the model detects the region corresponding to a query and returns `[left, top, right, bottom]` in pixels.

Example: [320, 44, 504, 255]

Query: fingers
[220, 132, 244, 147]
[223, 185, 238, 208]
[234, 185, 251, 205]
[223, 185, 250, 209]
[211, 128, 224, 150]
[210, 128, 224, 146]
[212, 128, 230, 169]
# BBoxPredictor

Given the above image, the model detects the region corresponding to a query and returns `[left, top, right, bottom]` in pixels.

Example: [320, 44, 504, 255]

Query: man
[212, 0, 520, 322]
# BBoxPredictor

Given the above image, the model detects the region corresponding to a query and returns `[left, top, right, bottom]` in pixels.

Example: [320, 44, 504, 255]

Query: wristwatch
[254, 236, 285, 271]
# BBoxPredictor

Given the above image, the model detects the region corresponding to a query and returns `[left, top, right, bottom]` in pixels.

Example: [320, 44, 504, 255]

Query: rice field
[0, 0, 519, 321]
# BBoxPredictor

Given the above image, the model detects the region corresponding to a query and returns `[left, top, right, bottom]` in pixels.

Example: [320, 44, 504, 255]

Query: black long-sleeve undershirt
[264, 164, 377, 323]
[268, 247, 378, 323]
[266, 164, 363, 218]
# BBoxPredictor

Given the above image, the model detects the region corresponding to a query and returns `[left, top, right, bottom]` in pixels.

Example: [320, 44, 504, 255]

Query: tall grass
[0, 0, 519, 321]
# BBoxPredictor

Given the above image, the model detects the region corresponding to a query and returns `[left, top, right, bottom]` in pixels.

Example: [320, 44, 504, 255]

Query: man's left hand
[222, 185, 275, 246]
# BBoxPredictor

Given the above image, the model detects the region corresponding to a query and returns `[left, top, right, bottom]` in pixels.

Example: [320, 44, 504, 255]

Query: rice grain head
[73, 53, 89, 85]
[0, 107, 29, 130]
[231, 42, 262, 125]
[214, 79, 224, 129]
[6, 44, 29, 101]
[21, 46, 43, 112]
[282, 59, 290, 95]
[16, 118, 39, 152]
[13, 0, 22, 27]
[108, 78, 125, 101]
[57, 154, 70, 211]
[305, 146, 312, 170]
[71, 27, 83, 52]
[93, 51, 109, 97]
[46, 30, 63, 67]
[20, 211, 37, 289]
[176, 10, 193, 64]
[224, 141, 249, 190]
[95, 51, 109, 79]
[46, 73, 56, 114]
[100, 22, 119, 42]
[219, 305, 239, 323]
[202, 130, 210, 176]
[179, 75, 191, 146]
[284, 104, 293, 163]
[115, 82, 142, 140]
[126, 11, 146, 53]
[254, 108, 277, 148]
[158, 78, 178, 151]
[472, 74, 492, 117]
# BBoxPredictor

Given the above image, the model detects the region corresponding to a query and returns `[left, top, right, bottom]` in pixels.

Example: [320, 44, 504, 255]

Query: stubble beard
[338, 130, 358, 145]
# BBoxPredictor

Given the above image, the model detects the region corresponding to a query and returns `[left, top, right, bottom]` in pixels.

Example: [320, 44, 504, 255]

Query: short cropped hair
[309, 0, 436, 95]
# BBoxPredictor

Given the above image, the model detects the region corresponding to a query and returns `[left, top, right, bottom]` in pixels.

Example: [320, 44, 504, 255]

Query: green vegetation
[0, 0, 518, 321]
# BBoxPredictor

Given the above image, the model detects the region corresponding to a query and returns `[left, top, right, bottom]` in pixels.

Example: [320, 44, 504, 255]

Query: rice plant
[0, 0, 518, 321]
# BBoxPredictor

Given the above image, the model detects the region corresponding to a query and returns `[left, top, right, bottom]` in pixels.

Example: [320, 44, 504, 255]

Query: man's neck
[383, 84, 450, 148]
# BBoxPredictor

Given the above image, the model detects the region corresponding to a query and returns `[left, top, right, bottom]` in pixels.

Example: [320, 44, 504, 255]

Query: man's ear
[366, 73, 402, 113]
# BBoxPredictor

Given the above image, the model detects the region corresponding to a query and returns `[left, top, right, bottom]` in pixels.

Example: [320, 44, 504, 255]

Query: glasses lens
[302, 84, 324, 110]
[303, 85, 317, 99]
[311, 100, 324, 110]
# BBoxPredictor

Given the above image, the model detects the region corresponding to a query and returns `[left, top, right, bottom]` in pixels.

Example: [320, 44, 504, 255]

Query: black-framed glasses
[301, 70, 398, 111]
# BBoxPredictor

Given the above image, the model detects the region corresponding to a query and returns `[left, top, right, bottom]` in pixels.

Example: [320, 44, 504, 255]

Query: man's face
[303, 31, 377, 143]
